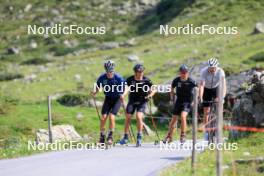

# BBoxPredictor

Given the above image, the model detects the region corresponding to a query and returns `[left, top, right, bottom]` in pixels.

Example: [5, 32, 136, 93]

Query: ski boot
[136, 133, 142, 147]
[180, 133, 186, 144]
[162, 134, 172, 144]
[119, 135, 129, 145]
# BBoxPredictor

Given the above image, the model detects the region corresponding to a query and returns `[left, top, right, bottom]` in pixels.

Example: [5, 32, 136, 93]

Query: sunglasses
[135, 70, 144, 73]
[180, 71, 188, 74]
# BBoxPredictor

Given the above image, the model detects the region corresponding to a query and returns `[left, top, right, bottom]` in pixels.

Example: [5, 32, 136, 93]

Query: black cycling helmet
[133, 64, 145, 72]
[104, 60, 115, 72]
[179, 64, 189, 73]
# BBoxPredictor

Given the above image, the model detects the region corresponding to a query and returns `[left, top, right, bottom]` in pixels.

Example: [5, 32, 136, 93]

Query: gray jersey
[200, 67, 225, 89]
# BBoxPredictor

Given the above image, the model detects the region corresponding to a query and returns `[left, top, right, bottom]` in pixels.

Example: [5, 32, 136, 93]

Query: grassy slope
[0, 0, 264, 159]
[161, 133, 264, 176]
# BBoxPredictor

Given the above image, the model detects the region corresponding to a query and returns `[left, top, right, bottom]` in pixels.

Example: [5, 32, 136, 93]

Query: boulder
[29, 40, 38, 49]
[76, 112, 84, 121]
[36, 125, 82, 144]
[24, 4, 32, 12]
[7, 47, 20, 55]
[139, 0, 156, 6]
[74, 74, 81, 81]
[253, 22, 264, 34]
[153, 91, 173, 115]
[100, 42, 119, 50]
[88, 99, 103, 108]
[127, 54, 140, 62]
[232, 71, 264, 129]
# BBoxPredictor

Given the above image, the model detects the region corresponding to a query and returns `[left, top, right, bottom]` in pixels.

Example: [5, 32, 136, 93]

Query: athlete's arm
[146, 87, 156, 99]
[199, 80, 205, 102]
[170, 83, 175, 102]
[91, 75, 102, 97]
[223, 77, 227, 97]
[90, 86, 99, 97]
[120, 85, 129, 99]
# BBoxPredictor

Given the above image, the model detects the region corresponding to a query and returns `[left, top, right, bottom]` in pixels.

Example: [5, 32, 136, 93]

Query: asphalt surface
[0, 140, 206, 176]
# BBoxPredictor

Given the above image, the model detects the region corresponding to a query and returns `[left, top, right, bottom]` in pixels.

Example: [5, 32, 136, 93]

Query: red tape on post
[205, 125, 264, 132]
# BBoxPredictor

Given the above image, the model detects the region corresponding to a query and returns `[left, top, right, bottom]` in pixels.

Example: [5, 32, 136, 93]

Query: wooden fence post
[48, 96, 53, 143]
[216, 76, 224, 176]
[192, 87, 198, 172]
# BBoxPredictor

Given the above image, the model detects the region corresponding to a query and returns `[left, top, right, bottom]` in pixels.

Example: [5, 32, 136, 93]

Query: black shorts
[101, 96, 121, 115]
[126, 100, 147, 115]
[172, 100, 191, 116]
[203, 87, 218, 107]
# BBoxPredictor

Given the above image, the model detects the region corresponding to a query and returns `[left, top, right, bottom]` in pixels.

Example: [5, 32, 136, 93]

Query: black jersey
[171, 77, 197, 102]
[126, 75, 153, 102]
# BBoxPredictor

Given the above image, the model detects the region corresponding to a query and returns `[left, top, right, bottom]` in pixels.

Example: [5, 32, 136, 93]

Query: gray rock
[139, 0, 156, 6]
[117, 10, 128, 15]
[83, 134, 93, 142]
[24, 74, 37, 83]
[24, 4, 32, 12]
[29, 40, 38, 49]
[253, 22, 264, 34]
[7, 47, 20, 54]
[64, 39, 78, 48]
[232, 71, 264, 130]
[120, 38, 137, 47]
[254, 103, 264, 125]
[88, 99, 103, 108]
[36, 125, 82, 144]
[127, 54, 140, 62]
[113, 29, 123, 35]
[100, 42, 119, 50]
[76, 112, 84, 121]
[153, 92, 172, 115]
[74, 74, 81, 81]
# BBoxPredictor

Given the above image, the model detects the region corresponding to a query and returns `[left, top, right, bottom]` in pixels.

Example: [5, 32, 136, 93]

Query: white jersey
[200, 67, 225, 89]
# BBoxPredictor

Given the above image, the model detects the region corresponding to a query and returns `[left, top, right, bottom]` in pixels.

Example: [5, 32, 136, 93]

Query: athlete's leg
[100, 114, 108, 134]
[135, 112, 144, 133]
[203, 107, 210, 130]
[108, 113, 115, 131]
[168, 115, 178, 137]
[180, 111, 188, 135]
[124, 113, 132, 134]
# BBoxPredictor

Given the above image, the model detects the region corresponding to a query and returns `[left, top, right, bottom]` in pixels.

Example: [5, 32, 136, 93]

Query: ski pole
[92, 96, 101, 121]
[148, 98, 160, 144]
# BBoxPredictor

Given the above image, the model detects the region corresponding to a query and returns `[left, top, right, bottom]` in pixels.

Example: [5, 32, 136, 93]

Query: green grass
[0, 0, 264, 159]
[161, 133, 264, 176]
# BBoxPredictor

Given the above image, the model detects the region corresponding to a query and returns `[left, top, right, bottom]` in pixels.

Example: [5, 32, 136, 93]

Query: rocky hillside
[0, 0, 264, 154]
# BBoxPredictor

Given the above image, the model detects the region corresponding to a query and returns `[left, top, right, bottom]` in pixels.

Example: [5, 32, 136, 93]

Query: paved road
[0, 140, 206, 176]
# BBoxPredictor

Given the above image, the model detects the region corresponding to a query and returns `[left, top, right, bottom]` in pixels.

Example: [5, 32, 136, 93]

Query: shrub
[57, 93, 89, 106]
[49, 45, 76, 56]
[0, 72, 23, 81]
[249, 52, 264, 62]
[0, 96, 18, 115]
[21, 58, 51, 65]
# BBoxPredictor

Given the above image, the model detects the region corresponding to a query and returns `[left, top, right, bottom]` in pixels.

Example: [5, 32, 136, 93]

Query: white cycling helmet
[104, 60, 115, 72]
[208, 57, 219, 67]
